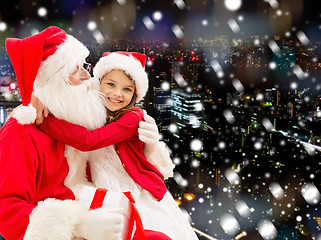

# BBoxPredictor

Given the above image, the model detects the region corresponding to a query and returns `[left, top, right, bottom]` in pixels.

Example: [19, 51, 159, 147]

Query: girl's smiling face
[100, 69, 135, 112]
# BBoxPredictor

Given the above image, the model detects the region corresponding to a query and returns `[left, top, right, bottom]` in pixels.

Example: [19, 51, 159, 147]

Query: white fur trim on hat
[93, 53, 149, 102]
[13, 104, 37, 125]
[35, 34, 90, 85]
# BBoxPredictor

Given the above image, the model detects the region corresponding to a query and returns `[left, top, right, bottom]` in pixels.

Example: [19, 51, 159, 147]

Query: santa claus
[0, 26, 174, 240]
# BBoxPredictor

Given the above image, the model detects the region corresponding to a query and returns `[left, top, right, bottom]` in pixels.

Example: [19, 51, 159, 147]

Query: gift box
[79, 186, 146, 240]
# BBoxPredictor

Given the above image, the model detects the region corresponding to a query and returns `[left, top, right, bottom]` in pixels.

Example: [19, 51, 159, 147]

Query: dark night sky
[1, 0, 321, 43]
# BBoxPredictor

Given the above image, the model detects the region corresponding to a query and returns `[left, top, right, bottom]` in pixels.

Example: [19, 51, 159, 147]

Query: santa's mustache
[34, 77, 107, 130]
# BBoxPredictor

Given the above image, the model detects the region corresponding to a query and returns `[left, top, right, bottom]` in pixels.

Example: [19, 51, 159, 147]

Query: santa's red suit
[0, 118, 172, 240]
[0, 118, 80, 239]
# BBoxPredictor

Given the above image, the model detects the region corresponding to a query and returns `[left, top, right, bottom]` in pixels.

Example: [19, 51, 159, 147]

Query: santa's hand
[138, 110, 159, 153]
[74, 206, 124, 240]
[31, 93, 49, 125]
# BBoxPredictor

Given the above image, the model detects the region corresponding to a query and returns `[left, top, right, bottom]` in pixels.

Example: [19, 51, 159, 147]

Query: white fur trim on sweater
[145, 141, 175, 179]
[24, 198, 87, 240]
[13, 104, 37, 125]
[93, 53, 149, 102]
[64, 146, 94, 199]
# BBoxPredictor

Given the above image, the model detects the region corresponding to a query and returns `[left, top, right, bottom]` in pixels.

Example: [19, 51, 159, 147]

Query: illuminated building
[171, 89, 204, 129]
[153, 72, 172, 128]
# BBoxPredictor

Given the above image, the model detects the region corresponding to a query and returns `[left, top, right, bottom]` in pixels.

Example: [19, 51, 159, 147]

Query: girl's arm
[39, 109, 143, 151]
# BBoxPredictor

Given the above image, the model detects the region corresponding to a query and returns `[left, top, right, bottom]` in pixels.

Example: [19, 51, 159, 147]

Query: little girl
[39, 52, 199, 240]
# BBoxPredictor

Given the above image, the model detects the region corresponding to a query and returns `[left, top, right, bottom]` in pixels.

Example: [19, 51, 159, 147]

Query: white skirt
[89, 147, 199, 240]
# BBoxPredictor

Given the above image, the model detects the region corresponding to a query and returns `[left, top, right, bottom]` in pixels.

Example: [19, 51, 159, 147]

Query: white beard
[34, 77, 107, 129]
[34, 76, 108, 198]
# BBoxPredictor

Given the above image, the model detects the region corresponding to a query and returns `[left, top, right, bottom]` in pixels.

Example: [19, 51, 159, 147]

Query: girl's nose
[113, 89, 122, 96]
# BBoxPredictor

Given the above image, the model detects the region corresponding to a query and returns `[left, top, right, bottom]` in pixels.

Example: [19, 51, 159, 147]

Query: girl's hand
[138, 110, 159, 153]
[31, 94, 49, 125]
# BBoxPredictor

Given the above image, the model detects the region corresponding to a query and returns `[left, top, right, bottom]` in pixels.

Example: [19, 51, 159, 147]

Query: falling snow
[227, 19, 240, 33]
[172, 24, 184, 39]
[258, 219, 277, 240]
[37, 7, 48, 18]
[220, 213, 241, 235]
[224, 0, 242, 12]
[1, 0, 321, 239]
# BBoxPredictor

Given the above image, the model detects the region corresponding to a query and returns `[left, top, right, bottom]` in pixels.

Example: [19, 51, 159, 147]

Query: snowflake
[293, 65, 306, 80]
[268, 40, 280, 54]
[153, 11, 163, 21]
[232, 79, 244, 93]
[146, 60, 153, 67]
[173, 0, 186, 9]
[143, 16, 155, 31]
[219, 213, 240, 236]
[169, 123, 178, 133]
[254, 142, 262, 150]
[92, 30, 105, 44]
[190, 139, 203, 151]
[173, 72, 187, 87]
[173, 172, 188, 187]
[301, 183, 321, 205]
[87, 21, 97, 31]
[218, 141, 226, 150]
[191, 159, 200, 168]
[269, 62, 277, 70]
[224, 0, 242, 11]
[211, 60, 224, 78]
[290, 82, 298, 90]
[262, 118, 274, 132]
[227, 19, 240, 33]
[257, 219, 277, 240]
[0, 22, 7, 32]
[269, 182, 284, 200]
[117, 0, 126, 5]
[224, 168, 240, 185]
[235, 200, 250, 218]
[172, 25, 184, 39]
[202, 19, 208, 26]
[266, 0, 279, 9]
[37, 7, 48, 18]
[223, 109, 236, 124]
[297, 31, 309, 45]
[173, 157, 181, 165]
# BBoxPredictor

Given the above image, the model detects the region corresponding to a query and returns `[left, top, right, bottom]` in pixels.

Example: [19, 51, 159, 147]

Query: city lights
[184, 193, 195, 201]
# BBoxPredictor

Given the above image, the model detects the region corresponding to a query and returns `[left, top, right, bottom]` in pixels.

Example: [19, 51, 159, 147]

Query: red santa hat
[6, 26, 89, 124]
[93, 51, 149, 102]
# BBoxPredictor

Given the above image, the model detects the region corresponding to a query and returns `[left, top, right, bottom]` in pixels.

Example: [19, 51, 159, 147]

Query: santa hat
[6, 26, 89, 124]
[93, 51, 149, 103]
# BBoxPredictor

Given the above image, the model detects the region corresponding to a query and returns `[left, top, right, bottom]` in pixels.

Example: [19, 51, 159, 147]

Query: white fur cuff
[145, 141, 175, 179]
[13, 104, 37, 125]
[24, 198, 87, 240]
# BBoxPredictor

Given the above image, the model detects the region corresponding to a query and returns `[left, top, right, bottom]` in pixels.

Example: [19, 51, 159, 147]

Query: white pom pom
[13, 104, 37, 125]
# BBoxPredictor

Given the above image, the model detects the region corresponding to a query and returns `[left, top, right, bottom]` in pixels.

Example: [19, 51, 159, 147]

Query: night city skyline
[1, 1, 321, 239]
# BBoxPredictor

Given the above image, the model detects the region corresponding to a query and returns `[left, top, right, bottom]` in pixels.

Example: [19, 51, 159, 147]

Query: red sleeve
[40, 108, 144, 151]
[0, 121, 38, 240]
